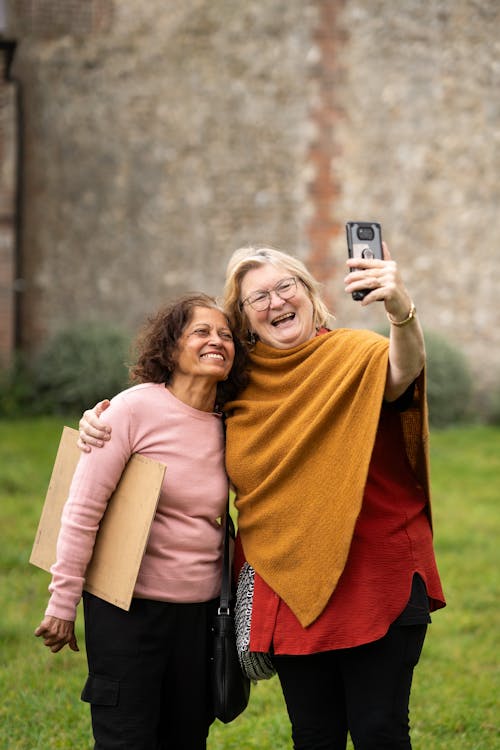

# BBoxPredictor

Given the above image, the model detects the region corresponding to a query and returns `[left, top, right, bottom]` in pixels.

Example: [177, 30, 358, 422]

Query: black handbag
[211, 499, 250, 723]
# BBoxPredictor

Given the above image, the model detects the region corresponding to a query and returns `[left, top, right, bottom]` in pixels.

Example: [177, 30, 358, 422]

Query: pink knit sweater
[46, 383, 227, 621]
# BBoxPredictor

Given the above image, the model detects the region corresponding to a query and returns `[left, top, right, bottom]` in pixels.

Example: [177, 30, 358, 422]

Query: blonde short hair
[223, 245, 331, 342]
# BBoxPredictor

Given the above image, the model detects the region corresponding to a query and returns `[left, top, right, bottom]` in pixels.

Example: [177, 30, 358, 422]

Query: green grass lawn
[0, 418, 498, 749]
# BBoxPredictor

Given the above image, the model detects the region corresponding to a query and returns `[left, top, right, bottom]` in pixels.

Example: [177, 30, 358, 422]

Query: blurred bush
[424, 331, 473, 427]
[0, 324, 131, 416]
[376, 327, 473, 428]
[481, 385, 500, 426]
[34, 324, 131, 414]
[0, 352, 36, 416]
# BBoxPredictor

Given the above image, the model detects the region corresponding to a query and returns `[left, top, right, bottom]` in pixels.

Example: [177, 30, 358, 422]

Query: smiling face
[240, 264, 316, 349]
[174, 306, 235, 382]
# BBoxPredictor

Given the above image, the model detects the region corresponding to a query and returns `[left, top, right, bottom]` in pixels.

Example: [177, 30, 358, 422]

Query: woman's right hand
[77, 399, 112, 452]
[35, 616, 79, 653]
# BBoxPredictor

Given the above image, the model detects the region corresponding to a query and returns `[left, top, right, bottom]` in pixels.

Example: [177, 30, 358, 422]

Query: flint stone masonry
[10, 0, 312, 347]
[330, 0, 500, 400]
[2, 0, 499, 401]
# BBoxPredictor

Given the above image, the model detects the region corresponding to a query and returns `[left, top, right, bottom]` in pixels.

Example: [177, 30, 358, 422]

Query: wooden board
[30, 426, 166, 610]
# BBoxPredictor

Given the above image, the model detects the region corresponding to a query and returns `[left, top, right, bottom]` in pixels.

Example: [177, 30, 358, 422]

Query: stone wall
[329, 0, 500, 398]
[3, 0, 499, 402]
[8, 0, 313, 345]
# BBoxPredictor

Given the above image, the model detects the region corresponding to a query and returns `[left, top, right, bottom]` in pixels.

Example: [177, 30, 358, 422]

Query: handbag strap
[218, 494, 232, 615]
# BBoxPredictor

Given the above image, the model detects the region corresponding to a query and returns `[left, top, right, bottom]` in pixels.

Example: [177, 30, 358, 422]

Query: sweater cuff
[45, 596, 78, 623]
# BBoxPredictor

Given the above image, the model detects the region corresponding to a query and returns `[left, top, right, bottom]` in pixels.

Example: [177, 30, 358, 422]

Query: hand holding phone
[346, 221, 383, 301]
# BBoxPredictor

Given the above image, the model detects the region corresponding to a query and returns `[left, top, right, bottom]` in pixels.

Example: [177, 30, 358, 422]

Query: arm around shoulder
[77, 399, 112, 451]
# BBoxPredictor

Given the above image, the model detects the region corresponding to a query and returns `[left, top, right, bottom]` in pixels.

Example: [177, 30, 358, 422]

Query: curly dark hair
[129, 293, 248, 409]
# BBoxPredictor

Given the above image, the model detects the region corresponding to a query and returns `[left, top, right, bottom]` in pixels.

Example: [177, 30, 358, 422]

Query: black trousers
[273, 624, 427, 750]
[81, 592, 218, 750]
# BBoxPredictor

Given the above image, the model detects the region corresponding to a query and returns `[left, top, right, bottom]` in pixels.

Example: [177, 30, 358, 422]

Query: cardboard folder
[30, 426, 166, 610]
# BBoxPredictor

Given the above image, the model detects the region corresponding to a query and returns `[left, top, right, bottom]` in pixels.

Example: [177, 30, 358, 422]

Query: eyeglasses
[240, 277, 298, 311]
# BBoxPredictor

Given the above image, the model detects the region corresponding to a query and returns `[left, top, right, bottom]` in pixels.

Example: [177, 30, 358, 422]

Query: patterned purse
[235, 562, 276, 681]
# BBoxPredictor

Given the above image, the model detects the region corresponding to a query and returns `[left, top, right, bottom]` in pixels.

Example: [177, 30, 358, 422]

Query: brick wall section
[305, 0, 346, 300]
[0, 68, 16, 365]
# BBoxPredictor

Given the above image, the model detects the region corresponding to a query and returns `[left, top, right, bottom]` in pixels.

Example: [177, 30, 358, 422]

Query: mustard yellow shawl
[225, 329, 429, 628]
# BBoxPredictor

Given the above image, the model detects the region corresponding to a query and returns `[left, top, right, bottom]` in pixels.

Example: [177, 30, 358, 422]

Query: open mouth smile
[271, 312, 295, 327]
[200, 352, 225, 361]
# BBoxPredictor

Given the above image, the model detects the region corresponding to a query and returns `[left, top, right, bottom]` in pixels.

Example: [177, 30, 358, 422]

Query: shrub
[33, 323, 131, 415]
[482, 385, 500, 425]
[424, 331, 473, 427]
[0, 352, 37, 417]
[376, 327, 473, 428]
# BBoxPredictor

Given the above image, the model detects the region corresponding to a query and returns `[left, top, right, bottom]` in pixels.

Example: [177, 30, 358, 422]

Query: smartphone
[346, 221, 383, 301]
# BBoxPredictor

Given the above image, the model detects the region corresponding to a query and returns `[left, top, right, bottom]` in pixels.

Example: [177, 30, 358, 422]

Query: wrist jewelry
[387, 302, 417, 327]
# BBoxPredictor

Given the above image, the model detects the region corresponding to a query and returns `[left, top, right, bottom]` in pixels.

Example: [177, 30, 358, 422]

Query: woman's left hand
[344, 242, 413, 319]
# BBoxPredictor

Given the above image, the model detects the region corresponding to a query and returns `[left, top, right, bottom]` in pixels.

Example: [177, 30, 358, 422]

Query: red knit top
[234, 401, 446, 655]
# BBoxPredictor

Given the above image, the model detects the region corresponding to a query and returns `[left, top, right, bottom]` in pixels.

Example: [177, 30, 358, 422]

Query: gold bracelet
[386, 302, 417, 327]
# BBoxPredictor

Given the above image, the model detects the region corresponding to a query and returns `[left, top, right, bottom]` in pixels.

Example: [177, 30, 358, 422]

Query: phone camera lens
[357, 226, 374, 241]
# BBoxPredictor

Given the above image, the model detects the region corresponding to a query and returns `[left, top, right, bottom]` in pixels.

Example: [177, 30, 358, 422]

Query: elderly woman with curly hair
[35, 293, 247, 750]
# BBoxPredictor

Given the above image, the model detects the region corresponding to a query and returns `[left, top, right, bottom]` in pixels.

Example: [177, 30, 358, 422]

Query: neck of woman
[165, 377, 218, 413]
